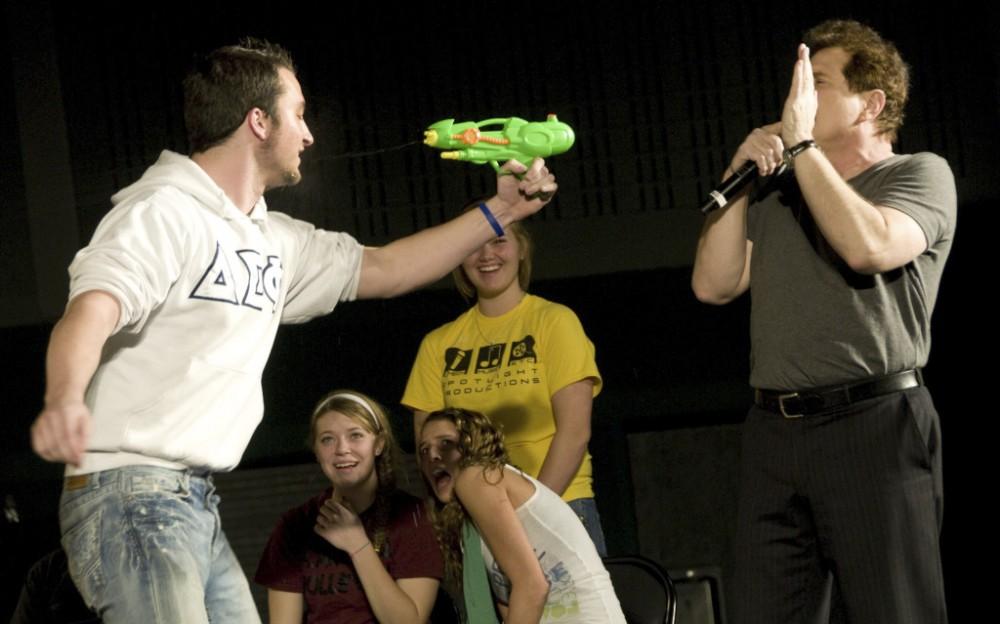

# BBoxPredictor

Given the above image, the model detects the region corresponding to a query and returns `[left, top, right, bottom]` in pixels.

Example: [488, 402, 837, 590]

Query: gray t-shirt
[747, 152, 956, 390]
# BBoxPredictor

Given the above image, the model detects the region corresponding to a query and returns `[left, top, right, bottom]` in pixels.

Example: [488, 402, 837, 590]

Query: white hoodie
[67, 150, 363, 474]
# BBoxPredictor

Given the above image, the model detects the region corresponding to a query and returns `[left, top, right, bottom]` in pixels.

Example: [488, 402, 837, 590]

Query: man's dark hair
[183, 38, 295, 154]
[804, 20, 909, 141]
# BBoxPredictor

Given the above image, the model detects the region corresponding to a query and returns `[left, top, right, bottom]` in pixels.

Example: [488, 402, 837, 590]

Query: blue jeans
[59, 466, 260, 624]
[567, 497, 608, 556]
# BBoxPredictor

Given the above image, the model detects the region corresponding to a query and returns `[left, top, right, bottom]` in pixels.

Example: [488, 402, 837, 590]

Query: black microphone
[699, 161, 758, 215]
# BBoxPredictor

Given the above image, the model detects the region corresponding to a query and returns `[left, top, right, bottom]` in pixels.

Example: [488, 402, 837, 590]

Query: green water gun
[423, 115, 575, 172]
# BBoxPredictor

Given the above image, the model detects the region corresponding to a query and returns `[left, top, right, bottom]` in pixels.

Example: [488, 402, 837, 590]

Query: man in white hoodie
[30, 39, 556, 623]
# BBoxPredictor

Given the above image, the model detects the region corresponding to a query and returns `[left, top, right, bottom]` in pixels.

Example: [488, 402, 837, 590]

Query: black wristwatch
[782, 139, 818, 166]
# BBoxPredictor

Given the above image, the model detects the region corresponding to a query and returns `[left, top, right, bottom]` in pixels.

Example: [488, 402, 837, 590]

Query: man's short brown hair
[183, 38, 295, 153]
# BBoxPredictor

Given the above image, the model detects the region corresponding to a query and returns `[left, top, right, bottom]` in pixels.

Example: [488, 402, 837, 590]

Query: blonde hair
[451, 204, 533, 302]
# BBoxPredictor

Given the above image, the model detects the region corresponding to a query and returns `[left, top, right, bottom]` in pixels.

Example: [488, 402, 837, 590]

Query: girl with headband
[256, 390, 443, 623]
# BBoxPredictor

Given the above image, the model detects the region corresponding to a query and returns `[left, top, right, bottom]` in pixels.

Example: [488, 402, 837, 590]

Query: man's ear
[861, 89, 887, 123]
[247, 107, 271, 141]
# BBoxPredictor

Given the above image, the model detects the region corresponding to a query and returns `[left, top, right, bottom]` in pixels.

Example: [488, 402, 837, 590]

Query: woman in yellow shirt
[402, 217, 606, 553]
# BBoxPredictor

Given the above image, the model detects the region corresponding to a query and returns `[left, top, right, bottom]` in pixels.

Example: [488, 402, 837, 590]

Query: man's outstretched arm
[357, 158, 556, 299]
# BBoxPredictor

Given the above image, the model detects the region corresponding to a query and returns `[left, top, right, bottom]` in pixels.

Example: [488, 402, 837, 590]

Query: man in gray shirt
[693, 20, 954, 624]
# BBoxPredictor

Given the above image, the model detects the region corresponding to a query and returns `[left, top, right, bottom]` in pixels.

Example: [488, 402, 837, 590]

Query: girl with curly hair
[256, 390, 443, 623]
[418, 408, 624, 623]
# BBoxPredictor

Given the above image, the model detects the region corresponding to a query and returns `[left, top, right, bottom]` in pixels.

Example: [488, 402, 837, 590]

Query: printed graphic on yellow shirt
[509, 336, 537, 364]
[475, 343, 506, 373]
[444, 348, 473, 374]
[443, 336, 541, 397]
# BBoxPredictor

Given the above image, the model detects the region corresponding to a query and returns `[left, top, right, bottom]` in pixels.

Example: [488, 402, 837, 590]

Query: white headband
[329, 392, 382, 432]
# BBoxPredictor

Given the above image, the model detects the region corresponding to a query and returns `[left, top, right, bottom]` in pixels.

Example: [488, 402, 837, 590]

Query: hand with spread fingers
[314, 498, 369, 555]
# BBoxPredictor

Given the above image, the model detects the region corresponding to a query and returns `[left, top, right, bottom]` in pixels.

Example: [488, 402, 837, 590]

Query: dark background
[2, 1, 996, 621]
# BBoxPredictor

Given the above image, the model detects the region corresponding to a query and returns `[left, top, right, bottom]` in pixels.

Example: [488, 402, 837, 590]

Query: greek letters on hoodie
[67, 151, 363, 474]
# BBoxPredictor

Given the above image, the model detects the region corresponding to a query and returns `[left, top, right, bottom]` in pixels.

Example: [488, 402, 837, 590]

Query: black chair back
[604, 555, 677, 624]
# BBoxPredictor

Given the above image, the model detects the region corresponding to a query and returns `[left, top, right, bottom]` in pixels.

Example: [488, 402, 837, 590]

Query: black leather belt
[754, 369, 922, 418]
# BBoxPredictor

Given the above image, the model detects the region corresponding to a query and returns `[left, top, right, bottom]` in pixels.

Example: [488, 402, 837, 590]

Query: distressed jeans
[59, 466, 261, 623]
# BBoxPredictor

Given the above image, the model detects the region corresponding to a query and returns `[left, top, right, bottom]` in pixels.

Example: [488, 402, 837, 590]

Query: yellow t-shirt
[402, 294, 602, 501]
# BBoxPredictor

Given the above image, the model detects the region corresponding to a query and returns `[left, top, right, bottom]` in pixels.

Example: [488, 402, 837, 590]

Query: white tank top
[479, 466, 626, 623]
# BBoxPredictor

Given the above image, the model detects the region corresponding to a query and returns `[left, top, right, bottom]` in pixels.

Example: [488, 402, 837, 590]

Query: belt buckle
[779, 392, 804, 419]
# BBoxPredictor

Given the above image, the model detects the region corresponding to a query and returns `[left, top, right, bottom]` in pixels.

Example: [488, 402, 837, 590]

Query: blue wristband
[478, 202, 504, 237]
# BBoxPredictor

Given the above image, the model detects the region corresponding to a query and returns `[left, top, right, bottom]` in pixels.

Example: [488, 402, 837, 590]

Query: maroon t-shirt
[255, 488, 443, 624]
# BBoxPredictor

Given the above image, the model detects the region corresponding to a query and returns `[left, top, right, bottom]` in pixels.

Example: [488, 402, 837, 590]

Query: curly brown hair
[804, 20, 909, 141]
[421, 408, 510, 589]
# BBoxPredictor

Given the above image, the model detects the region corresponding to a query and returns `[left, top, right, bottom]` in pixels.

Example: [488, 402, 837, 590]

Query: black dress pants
[731, 387, 946, 624]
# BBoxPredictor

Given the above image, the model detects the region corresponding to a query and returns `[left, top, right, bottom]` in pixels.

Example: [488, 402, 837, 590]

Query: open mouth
[477, 264, 501, 273]
[335, 462, 358, 471]
[430, 467, 452, 491]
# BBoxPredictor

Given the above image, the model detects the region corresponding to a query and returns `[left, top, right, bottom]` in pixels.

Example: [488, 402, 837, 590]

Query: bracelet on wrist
[350, 541, 372, 558]
[478, 202, 504, 237]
